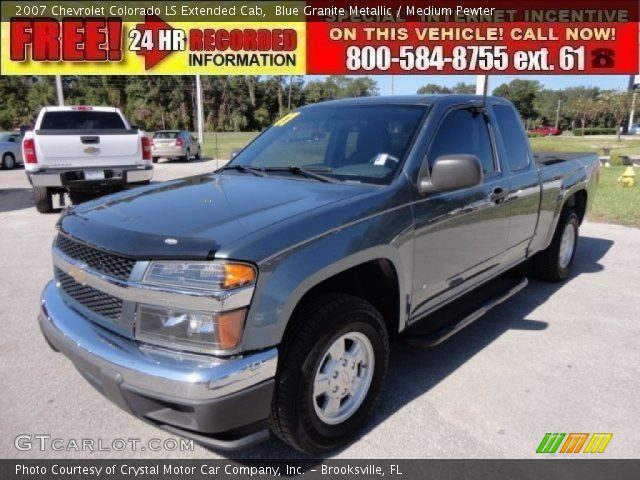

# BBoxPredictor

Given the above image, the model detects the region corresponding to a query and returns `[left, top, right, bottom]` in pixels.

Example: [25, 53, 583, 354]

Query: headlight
[136, 304, 247, 353]
[143, 261, 256, 291]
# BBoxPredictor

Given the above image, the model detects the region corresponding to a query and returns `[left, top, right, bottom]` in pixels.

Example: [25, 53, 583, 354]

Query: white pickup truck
[22, 106, 154, 213]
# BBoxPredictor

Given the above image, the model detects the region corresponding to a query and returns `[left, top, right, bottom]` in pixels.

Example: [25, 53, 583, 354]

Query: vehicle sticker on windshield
[373, 153, 389, 166]
[274, 112, 300, 127]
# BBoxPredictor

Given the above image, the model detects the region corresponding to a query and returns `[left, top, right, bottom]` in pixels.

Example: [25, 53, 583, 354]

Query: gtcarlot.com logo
[14, 434, 194, 452]
[536, 433, 613, 454]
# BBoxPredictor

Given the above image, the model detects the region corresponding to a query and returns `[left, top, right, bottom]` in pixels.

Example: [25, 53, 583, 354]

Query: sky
[306, 75, 634, 95]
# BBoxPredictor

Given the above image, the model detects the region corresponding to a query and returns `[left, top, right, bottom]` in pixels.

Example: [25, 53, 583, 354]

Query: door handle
[489, 187, 507, 204]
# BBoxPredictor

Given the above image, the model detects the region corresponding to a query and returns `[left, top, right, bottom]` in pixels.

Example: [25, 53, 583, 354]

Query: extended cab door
[410, 105, 510, 320]
[491, 103, 542, 263]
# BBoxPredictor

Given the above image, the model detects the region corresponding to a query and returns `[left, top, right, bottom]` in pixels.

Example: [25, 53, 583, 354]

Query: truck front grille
[55, 235, 135, 280]
[55, 267, 123, 321]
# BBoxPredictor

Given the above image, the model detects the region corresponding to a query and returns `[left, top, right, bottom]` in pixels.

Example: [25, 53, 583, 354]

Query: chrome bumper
[39, 281, 277, 402]
[28, 166, 153, 188]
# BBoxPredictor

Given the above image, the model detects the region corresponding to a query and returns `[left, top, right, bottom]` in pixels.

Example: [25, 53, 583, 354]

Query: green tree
[493, 79, 541, 120]
[417, 83, 451, 94]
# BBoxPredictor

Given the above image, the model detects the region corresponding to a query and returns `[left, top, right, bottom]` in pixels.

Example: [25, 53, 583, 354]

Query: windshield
[230, 105, 426, 185]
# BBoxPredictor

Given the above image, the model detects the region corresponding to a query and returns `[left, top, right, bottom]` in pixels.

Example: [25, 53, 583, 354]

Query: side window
[8, 135, 17, 143]
[493, 105, 530, 171]
[428, 108, 496, 174]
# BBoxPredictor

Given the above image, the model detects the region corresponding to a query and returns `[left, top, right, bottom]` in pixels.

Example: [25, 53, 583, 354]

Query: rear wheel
[152, 157, 158, 164]
[270, 293, 389, 454]
[2, 153, 16, 169]
[532, 208, 579, 281]
[34, 187, 53, 213]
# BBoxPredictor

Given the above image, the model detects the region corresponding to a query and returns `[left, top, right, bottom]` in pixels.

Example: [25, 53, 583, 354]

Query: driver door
[410, 106, 510, 320]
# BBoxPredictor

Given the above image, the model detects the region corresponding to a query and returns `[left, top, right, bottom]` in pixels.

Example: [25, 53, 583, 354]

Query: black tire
[2, 153, 16, 169]
[184, 149, 191, 163]
[152, 157, 158, 164]
[532, 208, 579, 282]
[270, 293, 389, 454]
[34, 187, 53, 213]
[195, 148, 201, 160]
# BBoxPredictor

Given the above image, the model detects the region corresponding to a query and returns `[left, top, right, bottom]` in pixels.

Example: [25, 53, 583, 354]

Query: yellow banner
[1, 12, 305, 75]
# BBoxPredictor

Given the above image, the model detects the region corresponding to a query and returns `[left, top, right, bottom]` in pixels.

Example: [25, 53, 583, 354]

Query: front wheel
[270, 294, 389, 454]
[532, 208, 579, 281]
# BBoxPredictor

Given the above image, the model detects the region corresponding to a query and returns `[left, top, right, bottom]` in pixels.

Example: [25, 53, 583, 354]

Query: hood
[58, 173, 371, 259]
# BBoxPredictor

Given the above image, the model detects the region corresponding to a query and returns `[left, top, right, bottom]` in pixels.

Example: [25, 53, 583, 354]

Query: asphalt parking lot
[1, 159, 639, 459]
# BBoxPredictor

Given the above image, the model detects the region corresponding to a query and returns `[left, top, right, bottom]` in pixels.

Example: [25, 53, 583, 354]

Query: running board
[401, 276, 528, 348]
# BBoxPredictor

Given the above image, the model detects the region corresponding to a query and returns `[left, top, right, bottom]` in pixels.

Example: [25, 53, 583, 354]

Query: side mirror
[419, 155, 483, 194]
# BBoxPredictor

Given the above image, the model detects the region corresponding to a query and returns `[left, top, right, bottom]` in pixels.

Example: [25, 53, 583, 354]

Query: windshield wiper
[219, 164, 266, 177]
[263, 166, 338, 183]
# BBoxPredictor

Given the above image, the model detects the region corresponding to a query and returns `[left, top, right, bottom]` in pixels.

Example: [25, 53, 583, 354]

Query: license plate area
[84, 169, 105, 181]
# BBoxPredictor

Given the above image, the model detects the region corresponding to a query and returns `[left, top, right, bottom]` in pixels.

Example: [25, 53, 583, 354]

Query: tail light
[23, 138, 37, 164]
[141, 137, 151, 161]
[175, 137, 184, 147]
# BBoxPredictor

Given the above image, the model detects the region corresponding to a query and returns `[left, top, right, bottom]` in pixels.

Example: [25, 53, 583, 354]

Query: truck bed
[534, 152, 595, 165]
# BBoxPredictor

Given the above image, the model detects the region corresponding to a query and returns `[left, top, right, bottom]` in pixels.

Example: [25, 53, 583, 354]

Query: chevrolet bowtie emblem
[84, 146, 100, 154]
[68, 265, 88, 284]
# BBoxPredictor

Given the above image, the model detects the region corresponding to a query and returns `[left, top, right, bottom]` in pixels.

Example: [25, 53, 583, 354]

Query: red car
[530, 125, 562, 136]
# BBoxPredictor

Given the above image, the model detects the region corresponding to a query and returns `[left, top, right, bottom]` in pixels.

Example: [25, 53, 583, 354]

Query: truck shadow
[0, 188, 36, 213]
[211, 235, 613, 461]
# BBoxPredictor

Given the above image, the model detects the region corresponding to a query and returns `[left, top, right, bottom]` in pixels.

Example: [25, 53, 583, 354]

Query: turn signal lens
[223, 263, 257, 289]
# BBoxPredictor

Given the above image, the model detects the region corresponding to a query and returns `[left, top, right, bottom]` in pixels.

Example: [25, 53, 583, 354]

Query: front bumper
[27, 165, 153, 188]
[38, 281, 277, 450]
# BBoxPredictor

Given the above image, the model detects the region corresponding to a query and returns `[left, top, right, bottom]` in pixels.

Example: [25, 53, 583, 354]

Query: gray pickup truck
[39, 95, 598, 454]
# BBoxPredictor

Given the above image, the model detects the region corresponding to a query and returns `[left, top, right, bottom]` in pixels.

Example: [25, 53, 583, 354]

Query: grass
[198, 131, 640, 227]
[200, 132, 259, 160]
[529, 134, 640, 165]
[588, 167, 640, 227]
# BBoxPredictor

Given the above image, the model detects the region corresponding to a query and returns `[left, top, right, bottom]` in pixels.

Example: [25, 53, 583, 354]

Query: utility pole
[288, 75, 292, 110]
[55, 75, 64, 106]
[628, 74, 638, 133]
[195, 75, 204, 146]
[555, 99, 561, 129]
[475, 75, 489, 96]
[390, 76, 395, 95]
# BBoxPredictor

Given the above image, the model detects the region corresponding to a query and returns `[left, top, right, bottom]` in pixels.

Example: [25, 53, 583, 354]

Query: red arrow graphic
[134, 15, 176, 70]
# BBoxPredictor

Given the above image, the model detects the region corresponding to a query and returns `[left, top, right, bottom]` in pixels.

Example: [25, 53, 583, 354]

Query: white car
[0, 132, 24, 169]
[23, 106, 153, 213]
[629, 124, 640, 135]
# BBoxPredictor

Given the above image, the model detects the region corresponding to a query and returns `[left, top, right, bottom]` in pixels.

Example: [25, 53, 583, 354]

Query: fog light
[136, 304, 247, 354]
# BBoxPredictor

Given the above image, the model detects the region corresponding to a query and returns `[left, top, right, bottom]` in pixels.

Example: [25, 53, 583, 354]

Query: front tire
[270, 294, 389, 454]
[532, 208, 579, 281]
[34, 187, 53, 213]
[2, 153, 16, 169]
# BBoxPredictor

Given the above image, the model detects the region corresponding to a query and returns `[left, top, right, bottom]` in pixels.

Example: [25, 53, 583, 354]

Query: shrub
[572, 128, 618, 136]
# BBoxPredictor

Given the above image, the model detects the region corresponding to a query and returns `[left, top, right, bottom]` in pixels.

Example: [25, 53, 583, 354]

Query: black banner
[3, 460, 640, 480]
